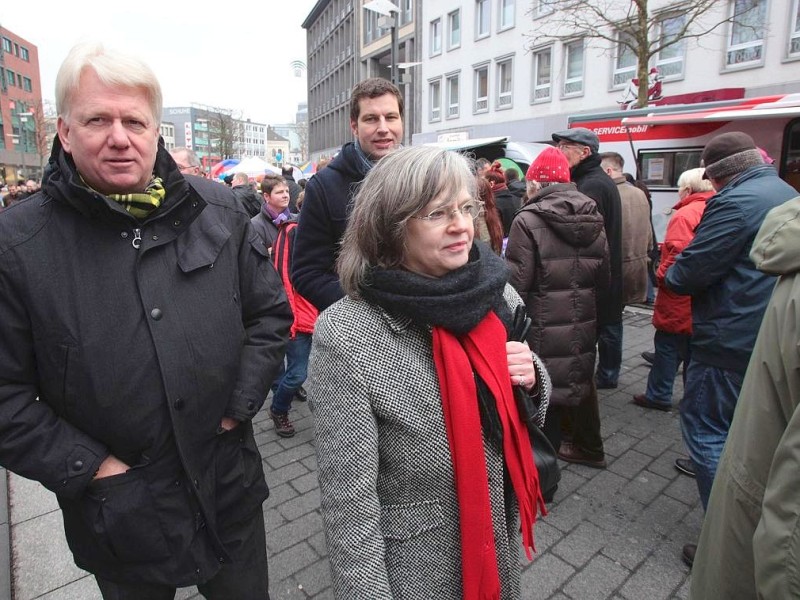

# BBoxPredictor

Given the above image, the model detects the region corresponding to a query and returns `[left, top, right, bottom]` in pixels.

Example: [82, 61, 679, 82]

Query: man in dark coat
[292, 78, 404, 311]
[551, 127, 624, 467]
[230, 171, 262, 217]
[282, 164, 303, 212]
[0, 42, 292, 598]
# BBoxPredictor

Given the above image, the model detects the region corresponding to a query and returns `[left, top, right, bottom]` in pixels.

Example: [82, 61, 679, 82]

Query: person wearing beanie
[507, 146, 610, 467]
[664, 130, 797, 568]
[485, 161, 521, 236]
[550, 128, 623, 468]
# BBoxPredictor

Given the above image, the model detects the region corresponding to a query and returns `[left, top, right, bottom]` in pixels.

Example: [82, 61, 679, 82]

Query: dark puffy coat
[250, 201, 281, 250]
[665, 165, 796, 373]
[231, 183, 262, 217]
[506, 183, 610, 407]
[292, 142, 370, 311]
[571, 154, 623, 326]
[0, 139, 292, 584]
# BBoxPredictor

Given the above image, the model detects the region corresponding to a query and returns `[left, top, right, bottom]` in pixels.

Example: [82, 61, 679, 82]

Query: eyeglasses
[177, 164, 199, 173]
[413, 200, 484, 224]
[557, 142, 585, 152]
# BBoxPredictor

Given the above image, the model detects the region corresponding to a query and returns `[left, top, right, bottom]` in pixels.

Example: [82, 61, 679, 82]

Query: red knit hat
[526, 147, 571, 183]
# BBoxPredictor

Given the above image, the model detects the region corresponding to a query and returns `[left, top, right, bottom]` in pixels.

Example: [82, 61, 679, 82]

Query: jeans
[596, 322, 623, 386]
[679, 360, 744, 510]
[644, 330, 691, 406]
[271, 333, 312, 415]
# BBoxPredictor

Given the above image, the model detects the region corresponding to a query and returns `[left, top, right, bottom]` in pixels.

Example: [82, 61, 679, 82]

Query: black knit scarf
[360, 241, 512, 335]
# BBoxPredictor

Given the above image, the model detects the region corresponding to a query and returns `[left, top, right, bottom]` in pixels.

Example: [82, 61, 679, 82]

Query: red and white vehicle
[568, 94, 800, 240]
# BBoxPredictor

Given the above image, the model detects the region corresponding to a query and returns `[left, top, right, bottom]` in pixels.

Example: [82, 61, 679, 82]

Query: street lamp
[364, 0, 400, 86]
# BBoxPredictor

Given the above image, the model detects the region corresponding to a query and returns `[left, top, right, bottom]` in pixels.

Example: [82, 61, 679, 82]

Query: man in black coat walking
[551, 127, 624, 468]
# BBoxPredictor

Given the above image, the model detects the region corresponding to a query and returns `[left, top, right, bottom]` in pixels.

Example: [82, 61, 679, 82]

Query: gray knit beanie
[701, 132, 763, 180]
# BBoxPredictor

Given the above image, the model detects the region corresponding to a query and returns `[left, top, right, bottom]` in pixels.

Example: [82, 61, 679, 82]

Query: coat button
[173, 219, 181, 227]
[174, 398, 185, 410]
[120, 231, 129, 239]
[150, 308, 162, 320]
[152, 234, 159, 241]
[247, 401, 255, 410]
[72, 460, 83, 471]
[193, 479, 199, 488]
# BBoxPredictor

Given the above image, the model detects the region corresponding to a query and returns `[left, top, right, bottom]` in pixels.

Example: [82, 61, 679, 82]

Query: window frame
[563, 39, 585, 97]
[612, 30, 638, 89]
[474, 63, 490, 114]
[476, 0, 491, 40]
[1, 38, 11, 53]
[430, 18, 443, 56]
[725, 0, 768, 70]
[498, 0, 515, 31]
[495, 55, 514, 110]
[429, 78, 442, 122]
[531, 46, 552, 103]
[788, 0, 800, 57]
[532, 0, 555, 18]
[656, 13, 687, 79]
[448, 9, 462, 50]
[446, 72, 460, 119]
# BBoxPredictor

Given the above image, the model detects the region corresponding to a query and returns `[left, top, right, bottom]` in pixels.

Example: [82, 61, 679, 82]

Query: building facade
[413, 0, 800, 144]
[266, 126, 291, 166]
[0, 27, 43, 184]
[303, 0, 423, 159]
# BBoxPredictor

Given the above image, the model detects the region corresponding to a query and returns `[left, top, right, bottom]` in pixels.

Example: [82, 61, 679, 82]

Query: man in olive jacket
[0, 43, 291, 598]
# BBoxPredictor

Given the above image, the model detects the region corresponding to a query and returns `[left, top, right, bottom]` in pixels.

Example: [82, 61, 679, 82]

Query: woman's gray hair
[56, 42, 163, 124]
[677, 167, 714, 194]
[337, 146, 477, 297]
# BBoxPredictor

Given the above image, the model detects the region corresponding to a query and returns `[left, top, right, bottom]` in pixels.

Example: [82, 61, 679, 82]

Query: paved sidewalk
[8, 308, 700, 599]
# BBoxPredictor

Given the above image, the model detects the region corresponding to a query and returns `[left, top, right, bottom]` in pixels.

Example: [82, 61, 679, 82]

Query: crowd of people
[0, 40, 797, 600]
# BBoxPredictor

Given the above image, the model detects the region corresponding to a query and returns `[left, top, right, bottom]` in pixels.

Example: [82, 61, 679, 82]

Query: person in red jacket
[268, 216, 319, 437]
[633, 168, 713, 413]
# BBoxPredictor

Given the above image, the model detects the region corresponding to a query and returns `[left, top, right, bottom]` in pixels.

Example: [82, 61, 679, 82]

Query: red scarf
[432, 311, 545, 600]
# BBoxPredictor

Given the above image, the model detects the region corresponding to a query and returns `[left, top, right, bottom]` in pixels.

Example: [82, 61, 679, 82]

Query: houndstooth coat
[309, 285, 531, 599]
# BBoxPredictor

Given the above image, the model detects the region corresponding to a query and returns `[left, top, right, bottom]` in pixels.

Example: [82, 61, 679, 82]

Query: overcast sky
[1, 0, 319, 125]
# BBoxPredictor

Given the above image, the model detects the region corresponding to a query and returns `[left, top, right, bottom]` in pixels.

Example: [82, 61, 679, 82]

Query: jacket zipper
[132, 228, 142, 250]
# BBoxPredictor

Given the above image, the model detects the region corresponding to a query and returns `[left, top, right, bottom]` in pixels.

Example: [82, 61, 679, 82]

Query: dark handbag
[509, 305, 561, 503]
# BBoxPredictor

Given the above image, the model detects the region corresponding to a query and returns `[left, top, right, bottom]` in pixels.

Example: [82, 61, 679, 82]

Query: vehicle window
[639, 148, 702, 188]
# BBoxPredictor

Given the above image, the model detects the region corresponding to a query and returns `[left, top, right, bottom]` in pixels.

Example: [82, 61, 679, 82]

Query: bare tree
[295, 121, 309, 162]
[28, 99, 56, 171]
[526, 0, 763, 108]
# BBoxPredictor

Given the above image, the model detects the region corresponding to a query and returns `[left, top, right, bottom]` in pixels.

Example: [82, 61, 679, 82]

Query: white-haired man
[0, 43, 291, 598]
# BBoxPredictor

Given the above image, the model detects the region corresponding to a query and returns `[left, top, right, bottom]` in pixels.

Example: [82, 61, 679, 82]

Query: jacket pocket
[214, 422, 269, 528]
[177, 222, 232, 273]
[380, 499, 444, 540]
[83, 470, 171, 563]
[36, 341, 79, 419]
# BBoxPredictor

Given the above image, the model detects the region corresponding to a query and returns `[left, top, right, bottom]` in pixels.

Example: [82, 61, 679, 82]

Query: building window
[1, 37, 10, 53]
[563, 39, 584, 96]
[474, 65, 489, 113]
[499, 0, 515, 30]
[20, 46, 29, 61]
[656, 14, 686, 78]
[430, 18, 442, 56]
[430, 79, 442, 121]
[613, 31, 637, 87]
[476, 0, 491, 39]
[531, 47, 552, 102]
[496, 57, 513, 109]
[6, 69, 15, 87]
[727, 0, 767, 67]
[23, 77, 32, 92]
[789, 0, 800, 56]
[446, 74, 460, 118]
[400, 0, 413, 26]
[448, 9, 461, 50]
[533, 0, 555, 17]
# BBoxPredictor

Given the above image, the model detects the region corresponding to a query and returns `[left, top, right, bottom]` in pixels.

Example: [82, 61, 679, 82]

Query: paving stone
[608, 449, 654, 479]
[632, 433, 676, 458]
[267, 511, 325, 555]
[619, 545, 689, 600]
[270, 541, 321, 580]
[563, 554, 629, 600]
[291, 471, 321, 495]
[294, 559, 333, 597]
[308, 530, 328, 557]
[623, 470, 671, 505]
[278, 488, 321, 521]
[267, 443, 317, 470]
[268, 483, 301, 507]
[37, 575, 101, 599]
[603, 432, 640, 457]
[9, 475, 59, 524]
[552, 521, 607, 568]
[663, 472, 700, 506]
[268, 461, 311, 487]
[520, 553, 576, 599]
[578, 469, 628, 501]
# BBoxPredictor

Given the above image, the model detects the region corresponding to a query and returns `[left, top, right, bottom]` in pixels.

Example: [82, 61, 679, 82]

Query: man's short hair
[56, 42, 163, 123]
[349, 78, 404, 123]
[599, 152, 624, 172]
[231, 172, 249, 186]
[281, 165, 294, 177]
[504, 168, 519, 182]
[170, 147, 201, 168]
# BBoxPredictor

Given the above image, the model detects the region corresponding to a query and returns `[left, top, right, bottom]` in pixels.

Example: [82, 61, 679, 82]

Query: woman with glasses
[308, 146, 549, 599]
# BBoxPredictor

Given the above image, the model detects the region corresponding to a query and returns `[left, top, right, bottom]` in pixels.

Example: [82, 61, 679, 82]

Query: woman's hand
[506, 341, 536, 391]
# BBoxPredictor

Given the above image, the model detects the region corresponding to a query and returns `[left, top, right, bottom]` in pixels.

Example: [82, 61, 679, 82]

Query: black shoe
[632, 394, 671, 412]
[682, 543, 696, 568]
[270, 409, 296, 438]
[595, 379, 618, 390]
[675, 458, 696, 478]
[294, 386, 308, 402]
[641, 351, 655, 365]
